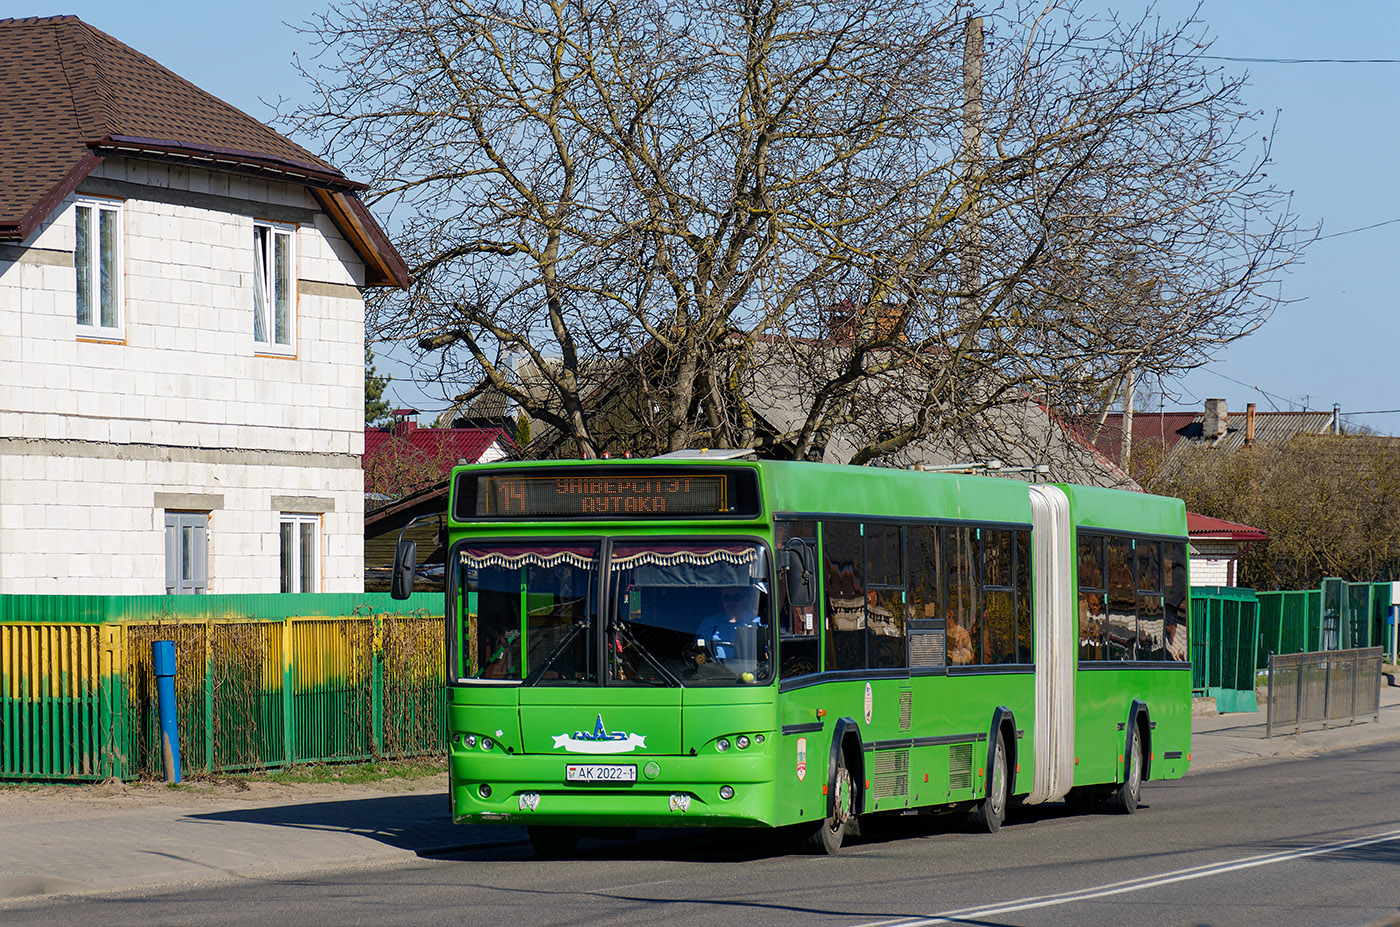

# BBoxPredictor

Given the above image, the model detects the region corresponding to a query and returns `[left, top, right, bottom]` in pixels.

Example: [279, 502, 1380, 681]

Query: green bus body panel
[1054, 483, 1187, 537]
[443, 460, 1193, 831]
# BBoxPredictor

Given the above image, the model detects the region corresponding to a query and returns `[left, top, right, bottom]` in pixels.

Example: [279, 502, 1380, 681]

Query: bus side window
[1164, 541, 1190, 661]
[945, 525, 980, 665]
[1078, 533, 1107, 661]
[1015, 529, 1032, 663]
[777, 520, 820, 678]
[866, 524, 906, 670]
[982, 529, 1016, 664]
[1106, 536, 1136, 660]
[1135, 540, 1165, 661]
[823, 521, 866, 671]
[906, 524, 945, 669]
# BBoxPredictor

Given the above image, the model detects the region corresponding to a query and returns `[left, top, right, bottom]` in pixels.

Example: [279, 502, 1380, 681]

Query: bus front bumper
[450, 751, 783, 829]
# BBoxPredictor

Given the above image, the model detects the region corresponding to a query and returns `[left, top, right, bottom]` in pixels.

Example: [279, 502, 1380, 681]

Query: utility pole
[960, 15, 983, 321]
[1122, 366, 1136, 473]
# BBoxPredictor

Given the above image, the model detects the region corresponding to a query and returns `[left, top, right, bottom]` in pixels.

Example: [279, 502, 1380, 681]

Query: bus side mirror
[391, 539, 417, 600]
[782, 540, 816, 609]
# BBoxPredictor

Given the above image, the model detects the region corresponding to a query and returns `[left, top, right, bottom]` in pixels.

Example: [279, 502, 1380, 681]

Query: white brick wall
[0, 157, 373, 594]
[1190, 540, 1240, 587]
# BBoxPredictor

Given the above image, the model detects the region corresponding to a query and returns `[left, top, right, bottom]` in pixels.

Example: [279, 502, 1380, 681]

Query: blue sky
[22, 1, 1400, 432]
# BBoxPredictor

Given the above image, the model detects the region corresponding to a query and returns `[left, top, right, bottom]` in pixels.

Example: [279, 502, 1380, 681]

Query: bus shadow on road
[188, 793, 475, 852]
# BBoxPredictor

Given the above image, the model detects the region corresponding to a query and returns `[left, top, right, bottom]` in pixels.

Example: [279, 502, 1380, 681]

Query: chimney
[1203, 398, 1228, 441]
[392, 408, 419, 437]
[1333, 403, 1341, 435]
[1245, 403, 1256, 446]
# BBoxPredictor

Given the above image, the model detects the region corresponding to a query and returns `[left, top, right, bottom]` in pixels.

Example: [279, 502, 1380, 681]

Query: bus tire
[528, 826, 581, 858]
[967, 731, 1008, 833]
[806, 747, 855, 854]
[1105, 727, 1143, 814]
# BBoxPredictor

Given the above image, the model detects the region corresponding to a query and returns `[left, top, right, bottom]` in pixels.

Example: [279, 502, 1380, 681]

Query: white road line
[849, 826, 1400, 927]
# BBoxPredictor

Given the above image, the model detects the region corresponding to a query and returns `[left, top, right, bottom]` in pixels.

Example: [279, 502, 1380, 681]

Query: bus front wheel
[806, 747, 855, 854]
[967, 731, 1008, 833]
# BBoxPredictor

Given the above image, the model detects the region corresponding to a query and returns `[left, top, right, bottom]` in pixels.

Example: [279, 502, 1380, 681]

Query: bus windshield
[454, 540, 771, 687]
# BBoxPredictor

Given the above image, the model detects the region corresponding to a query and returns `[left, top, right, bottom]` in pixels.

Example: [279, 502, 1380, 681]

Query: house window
[165, 512, 208, 594]
[75, 199, 123, 339]
[253, 221, 295, 352]
[280, 514, 319, 593]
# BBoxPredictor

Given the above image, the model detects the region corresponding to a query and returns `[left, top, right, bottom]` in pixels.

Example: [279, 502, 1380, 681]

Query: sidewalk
[4, 683, 1400, 904]
[1189, 677, 1400, 772]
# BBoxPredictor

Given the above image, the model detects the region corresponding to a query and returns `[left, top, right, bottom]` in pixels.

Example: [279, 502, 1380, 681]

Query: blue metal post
[151, 640, 182, 783]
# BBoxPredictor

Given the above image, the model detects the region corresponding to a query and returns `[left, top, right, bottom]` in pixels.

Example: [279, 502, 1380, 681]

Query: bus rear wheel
[1106, 729, 1143, 814]
[806, 748, 855, 854]
[528, 826, 581, 858]
[967, 731, 1008, 833]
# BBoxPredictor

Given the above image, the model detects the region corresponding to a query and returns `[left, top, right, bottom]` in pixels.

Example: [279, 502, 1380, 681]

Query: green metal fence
[0, 593, 446, 782]
[1190, 586, 1260, 713]
[1255, 580, 1393, 665]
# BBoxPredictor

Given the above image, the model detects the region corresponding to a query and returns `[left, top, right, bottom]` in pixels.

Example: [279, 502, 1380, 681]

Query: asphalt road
[10, 743, 1400, 927]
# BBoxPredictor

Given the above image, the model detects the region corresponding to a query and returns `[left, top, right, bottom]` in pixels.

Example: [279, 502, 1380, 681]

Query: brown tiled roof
[0, 15, 407, 286]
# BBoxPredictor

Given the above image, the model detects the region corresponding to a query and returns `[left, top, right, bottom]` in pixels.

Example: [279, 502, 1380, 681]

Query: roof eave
[310, 189, 410, 289]
[87, 135, 365, 191]
[0, 151, 104, 242]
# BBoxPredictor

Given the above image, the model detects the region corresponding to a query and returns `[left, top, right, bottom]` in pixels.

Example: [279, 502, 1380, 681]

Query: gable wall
[0, 157, 368, 594]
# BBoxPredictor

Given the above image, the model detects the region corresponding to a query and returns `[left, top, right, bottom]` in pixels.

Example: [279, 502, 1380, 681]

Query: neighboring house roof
[1186, 512, 1267, 542]
[1083, 407, 1336, 461]
[0, 15, 407, 287]
[364, 424, 516, 468]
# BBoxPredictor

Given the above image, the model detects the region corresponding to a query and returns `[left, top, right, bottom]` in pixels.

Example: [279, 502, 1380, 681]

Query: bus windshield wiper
[523, 617, 590, 686]
[610, 617, 682, 687]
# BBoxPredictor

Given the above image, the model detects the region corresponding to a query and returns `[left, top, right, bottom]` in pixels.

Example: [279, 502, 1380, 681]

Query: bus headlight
[463, 734, 477, 749]
[716, 738, 731, 752]
[482, 737, 494, 751]
[736, 736, 751, 750]
[719, 786, 735, 800]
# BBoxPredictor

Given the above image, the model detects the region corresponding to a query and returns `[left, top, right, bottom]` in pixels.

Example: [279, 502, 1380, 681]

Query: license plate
[566, 764, 637, 783]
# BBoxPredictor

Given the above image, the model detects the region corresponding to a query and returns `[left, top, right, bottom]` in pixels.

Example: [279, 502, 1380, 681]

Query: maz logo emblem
[552, 714, 647, 754]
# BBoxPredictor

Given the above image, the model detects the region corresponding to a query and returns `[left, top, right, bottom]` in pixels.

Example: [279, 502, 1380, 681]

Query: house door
[165, 512, 208, 594]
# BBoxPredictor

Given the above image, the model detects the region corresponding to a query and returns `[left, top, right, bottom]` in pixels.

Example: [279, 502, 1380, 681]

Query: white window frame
[74, 198, 124, 340]
[280, 513, 320, 593]
[253, 220, 297, 354]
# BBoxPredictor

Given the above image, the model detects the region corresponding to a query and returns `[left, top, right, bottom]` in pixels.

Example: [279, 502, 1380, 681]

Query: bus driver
[699, 586, 763, 663]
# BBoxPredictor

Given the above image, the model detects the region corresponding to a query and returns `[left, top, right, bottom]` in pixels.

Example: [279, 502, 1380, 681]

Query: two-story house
[0, 16, 407, 594]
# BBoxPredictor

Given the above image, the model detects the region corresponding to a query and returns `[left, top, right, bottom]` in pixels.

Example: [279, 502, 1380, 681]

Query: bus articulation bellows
[391, 458, 1191, 856]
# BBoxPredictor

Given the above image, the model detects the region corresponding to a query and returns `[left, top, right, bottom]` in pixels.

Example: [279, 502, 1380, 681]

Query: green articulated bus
[391, 456, 1192, 856]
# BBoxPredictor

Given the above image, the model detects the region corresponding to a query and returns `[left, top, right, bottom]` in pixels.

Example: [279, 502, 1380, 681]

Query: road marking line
[850, 826, 1400, 927]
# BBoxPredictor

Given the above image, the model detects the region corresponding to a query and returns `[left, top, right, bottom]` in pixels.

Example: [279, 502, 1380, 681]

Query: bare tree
[287, 0, 1305, 462]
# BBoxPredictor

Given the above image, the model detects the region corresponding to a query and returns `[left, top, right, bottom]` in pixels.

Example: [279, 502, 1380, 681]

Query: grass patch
[258, 757, 447, 785]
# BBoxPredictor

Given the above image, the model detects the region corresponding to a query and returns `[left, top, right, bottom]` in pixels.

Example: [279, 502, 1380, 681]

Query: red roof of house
[1186, 512, 1267, 542]
[364, 425, 515, 469]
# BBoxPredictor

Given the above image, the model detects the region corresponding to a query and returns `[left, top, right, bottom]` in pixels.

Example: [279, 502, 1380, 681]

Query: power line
[1028, 40, 1400, 66]
[1190, 55, 1400, 64]
[1316, 218, 1400, 241]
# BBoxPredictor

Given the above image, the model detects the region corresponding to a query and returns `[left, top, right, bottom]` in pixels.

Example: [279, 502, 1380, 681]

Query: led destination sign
[455, 467, 760, 520]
